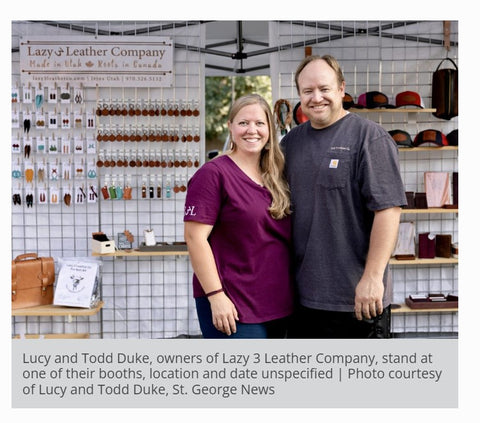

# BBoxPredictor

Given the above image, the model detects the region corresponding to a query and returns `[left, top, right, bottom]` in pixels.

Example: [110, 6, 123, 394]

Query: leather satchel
[12, 253, 55, 309]
[431, 58, 458, 120]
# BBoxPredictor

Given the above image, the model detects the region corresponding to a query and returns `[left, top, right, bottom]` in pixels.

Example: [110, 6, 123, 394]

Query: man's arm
[354, 206, 402, 320]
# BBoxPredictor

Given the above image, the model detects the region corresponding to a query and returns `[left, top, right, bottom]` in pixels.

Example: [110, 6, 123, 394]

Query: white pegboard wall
[12, 20, 458, 338]
[11, 21, 205, 339]
[271, 20, 458, 335]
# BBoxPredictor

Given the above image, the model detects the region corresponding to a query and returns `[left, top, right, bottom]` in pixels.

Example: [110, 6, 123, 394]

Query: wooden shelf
[398, 146, 458, 152]
[92, 250, 189, 257]
[13, 333, 90, 339]
[12, 301, 104, 317]
[391, 303, 458, 314]
[401, 207, 458, 214]
[389, 257, 458, 265]
[350, 108, 436, 113]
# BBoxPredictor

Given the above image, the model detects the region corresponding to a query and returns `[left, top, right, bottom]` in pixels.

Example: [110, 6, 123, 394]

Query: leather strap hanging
[443, 21, 451, 51]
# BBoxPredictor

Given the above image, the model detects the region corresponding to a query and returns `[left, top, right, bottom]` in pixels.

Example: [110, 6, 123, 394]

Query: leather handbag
[431, 58, 458, 120]
[12, 253, 55, 309]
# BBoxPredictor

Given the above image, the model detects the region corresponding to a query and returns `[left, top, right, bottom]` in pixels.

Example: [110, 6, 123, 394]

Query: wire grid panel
[273, 20, 458, 335]
[12, 20, 458, 338]
[11, 21, 205, 339]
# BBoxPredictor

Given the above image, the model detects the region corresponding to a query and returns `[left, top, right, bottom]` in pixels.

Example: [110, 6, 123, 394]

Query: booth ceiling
[13, 20, 456, 75]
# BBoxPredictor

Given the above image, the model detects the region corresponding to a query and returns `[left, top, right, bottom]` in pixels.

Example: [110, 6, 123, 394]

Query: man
[282, 55, 406, 338]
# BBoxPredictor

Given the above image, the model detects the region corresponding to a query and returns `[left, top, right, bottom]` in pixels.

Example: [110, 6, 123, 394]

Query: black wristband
[205, 288, 224, 298]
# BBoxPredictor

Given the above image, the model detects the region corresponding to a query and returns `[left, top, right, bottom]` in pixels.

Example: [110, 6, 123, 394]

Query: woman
[184, 94, 293, 338]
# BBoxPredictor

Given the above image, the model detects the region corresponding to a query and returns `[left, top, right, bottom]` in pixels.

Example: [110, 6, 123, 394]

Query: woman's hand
[208, 292, 239, 335]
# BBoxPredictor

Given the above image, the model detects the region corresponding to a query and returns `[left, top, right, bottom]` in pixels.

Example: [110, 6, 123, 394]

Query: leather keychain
[123, 185, 132, 200]
[101, 184, 110, 200]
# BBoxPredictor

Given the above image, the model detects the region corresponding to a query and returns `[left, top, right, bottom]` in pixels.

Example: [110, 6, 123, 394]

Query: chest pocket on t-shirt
[316, 153, 351, 190]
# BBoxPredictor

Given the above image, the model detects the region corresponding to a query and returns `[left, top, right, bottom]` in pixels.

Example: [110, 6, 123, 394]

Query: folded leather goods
[418, 233, 436, 258]
[414, 192, 428, 209]
[435, 234, 452, 258]
[452, 172, 458, 206]
[12, 253, 55, 309]
[424, 172, 451, 208]
[404, 191, 415, 209]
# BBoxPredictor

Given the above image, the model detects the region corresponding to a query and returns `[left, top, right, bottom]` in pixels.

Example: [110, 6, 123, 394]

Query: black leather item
[435, 234, 452, 258]
[432, 58, 458, 120]
[364, 306, 392, 339]
[419, 233, 436, 258]
[452, 172, 458, 206]
[405, 191, 415, 209]
[414, 192, 428, 209]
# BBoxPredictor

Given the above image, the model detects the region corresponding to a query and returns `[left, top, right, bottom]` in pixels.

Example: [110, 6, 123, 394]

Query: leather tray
[405, 295, 458, 309]
[137, 242, 188, 252]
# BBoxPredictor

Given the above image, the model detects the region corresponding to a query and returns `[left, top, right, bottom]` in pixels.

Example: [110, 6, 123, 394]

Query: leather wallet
[414, 192, 428, 209]
[418, 233, 436, 258]
[452, 172, 458, 206]
[435, 234, 452, 258]
[405, 192, 415, 209]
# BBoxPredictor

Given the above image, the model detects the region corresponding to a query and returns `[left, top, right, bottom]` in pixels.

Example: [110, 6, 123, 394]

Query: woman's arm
[184, 221, 239, 335]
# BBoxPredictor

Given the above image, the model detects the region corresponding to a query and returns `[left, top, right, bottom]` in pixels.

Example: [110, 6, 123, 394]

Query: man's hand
[354, 274, 384, 320]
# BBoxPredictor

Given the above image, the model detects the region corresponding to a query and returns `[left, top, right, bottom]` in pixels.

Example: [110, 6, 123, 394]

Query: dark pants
[195, 296, 289, 339]
[287, 304, 391, 339]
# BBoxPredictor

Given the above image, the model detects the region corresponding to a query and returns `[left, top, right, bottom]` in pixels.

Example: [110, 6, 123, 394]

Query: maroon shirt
[184, 155, 294, 323]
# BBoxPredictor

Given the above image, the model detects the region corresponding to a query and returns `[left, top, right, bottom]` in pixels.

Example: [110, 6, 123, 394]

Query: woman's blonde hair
[227, 94, 291, 219]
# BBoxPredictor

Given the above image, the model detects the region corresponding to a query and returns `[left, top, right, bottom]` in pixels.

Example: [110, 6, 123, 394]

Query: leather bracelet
[205, 288, 224, 298]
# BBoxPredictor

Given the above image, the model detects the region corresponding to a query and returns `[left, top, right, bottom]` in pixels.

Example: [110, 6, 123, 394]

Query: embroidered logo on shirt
[329, 159, 339, 169]
[184, 205, 197, 216]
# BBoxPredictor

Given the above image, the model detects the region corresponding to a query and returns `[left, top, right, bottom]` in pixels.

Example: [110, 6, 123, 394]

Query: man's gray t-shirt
[282, 113, 407, 312]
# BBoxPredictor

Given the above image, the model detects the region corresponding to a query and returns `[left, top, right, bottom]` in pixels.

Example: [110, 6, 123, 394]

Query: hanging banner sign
[20, 36, 173, 87]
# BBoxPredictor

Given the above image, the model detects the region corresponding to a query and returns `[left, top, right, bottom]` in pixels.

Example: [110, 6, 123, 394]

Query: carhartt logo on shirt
[184, 206, 197, 216]
[329, 159, 339, 169]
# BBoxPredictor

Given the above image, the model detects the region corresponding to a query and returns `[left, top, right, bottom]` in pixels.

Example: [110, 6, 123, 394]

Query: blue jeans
[195, 296, 289, 339]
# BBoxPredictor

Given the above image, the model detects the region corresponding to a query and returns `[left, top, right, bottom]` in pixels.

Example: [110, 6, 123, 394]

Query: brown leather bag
[12, 253, 55, 309]
[431, 58, 458, 120]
